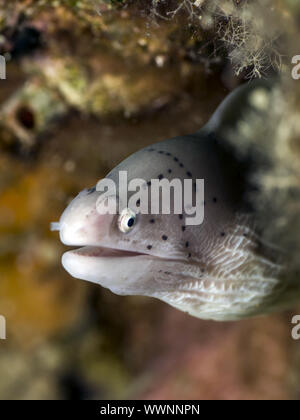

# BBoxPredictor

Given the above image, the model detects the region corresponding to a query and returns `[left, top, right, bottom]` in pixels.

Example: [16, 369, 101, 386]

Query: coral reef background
[0, 0, 300, 399]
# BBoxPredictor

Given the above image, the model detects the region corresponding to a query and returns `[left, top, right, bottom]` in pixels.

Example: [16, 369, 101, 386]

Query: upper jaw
[58, 189, 115, 247]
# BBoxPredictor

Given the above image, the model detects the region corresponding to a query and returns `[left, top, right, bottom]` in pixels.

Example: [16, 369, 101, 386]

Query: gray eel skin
[52, 80, 300, 321]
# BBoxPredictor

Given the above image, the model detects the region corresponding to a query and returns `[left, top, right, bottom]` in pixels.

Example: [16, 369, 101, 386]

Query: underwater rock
[0, 78, 67, 150]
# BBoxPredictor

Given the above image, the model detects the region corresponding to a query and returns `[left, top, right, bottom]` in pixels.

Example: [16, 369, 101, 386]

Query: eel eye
[118, 208, 137, 233]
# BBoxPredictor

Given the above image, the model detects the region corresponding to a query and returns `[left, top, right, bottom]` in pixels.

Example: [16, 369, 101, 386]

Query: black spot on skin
[168, 169, 172, 174]
[174, 157, 178, 162]
[147, 245, 152, 250]
[179, 163, 184, 168]
[186, 171, 192, 177]
[158, 151, 164, 154]
[213, 197, 217, 203]
[185, 241, 189, 248]
[150, 219, 155, 224]
[220, 232, 226, 237]
[158, 174, 164, 180]
[164, 271, 171, 275]
[179, 214, 183, 220]
[166, 152, 171, 156]
[87, 187, 96, 194]
[181, 226, 186, 232]
[162, 235, 168, 241]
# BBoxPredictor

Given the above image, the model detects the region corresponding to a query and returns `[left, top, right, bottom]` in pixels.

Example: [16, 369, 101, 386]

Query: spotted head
[53, 80, 288, 321]
[55, 136, 214, 296]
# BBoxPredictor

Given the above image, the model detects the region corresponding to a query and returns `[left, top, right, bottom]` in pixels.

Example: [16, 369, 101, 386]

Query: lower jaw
[61, 246, 154, 287]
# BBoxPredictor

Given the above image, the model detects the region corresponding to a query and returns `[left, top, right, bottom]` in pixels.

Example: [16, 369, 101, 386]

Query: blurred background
[0, 0, 300, 400]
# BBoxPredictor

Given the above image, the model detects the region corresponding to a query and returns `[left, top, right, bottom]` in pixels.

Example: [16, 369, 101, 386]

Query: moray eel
[52, 80, 300, 321]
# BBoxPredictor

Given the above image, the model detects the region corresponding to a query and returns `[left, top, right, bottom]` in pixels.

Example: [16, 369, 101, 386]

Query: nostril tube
[50, 222, 61, 231]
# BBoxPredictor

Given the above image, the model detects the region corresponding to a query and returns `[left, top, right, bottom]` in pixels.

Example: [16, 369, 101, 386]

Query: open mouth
[61, 245, 151, 286]
[70, 246, 147, 258]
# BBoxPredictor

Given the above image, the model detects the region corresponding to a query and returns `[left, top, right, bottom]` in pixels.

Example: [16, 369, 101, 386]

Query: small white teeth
[50, 222, 61, 231]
